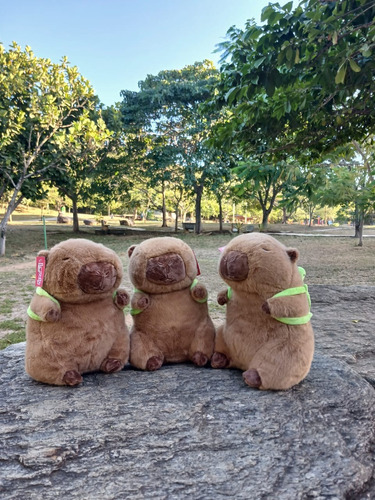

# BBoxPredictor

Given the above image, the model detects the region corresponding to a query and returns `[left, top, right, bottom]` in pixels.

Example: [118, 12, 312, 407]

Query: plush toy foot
[101, 358, 122, 373]
[191, 351, 209, 367]
[243, 369, 262, 388]
[63, 370, 83, 386]
[146, 356, 163, 371]
[211, 352, 230, 369]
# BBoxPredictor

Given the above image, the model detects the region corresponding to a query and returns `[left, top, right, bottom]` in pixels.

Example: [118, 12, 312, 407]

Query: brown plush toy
[127, 236, 215, 371]
[25, 238, 130, 386]
[212, 233, 314, 390]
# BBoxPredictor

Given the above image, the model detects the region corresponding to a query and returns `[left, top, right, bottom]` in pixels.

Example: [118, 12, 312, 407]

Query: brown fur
[25, 239, 130, 386]
[127, 237, 215, 370]
[212, 233, 314, 390]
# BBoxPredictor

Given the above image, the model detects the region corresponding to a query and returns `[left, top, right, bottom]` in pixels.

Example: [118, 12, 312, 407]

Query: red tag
[35, 256, 46, 287]
[193, 251, 201, 276]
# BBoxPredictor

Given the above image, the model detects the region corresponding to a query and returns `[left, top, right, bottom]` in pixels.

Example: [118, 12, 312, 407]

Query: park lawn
[1, 220, 374, 348]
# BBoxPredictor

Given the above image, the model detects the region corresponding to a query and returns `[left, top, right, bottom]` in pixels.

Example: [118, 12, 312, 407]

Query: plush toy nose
[77, 261, 117, 293]
[146, 253, 186, 284]
[220, 250, 249, 281]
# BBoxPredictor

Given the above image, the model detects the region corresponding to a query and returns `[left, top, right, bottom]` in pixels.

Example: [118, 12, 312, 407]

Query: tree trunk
[0, 179, 24, 257]
[356, 211, 364, 247]
[218, 194, 223, 233]
[282, 207, 288, 224]
[174, 203, 179, 232]
[194, 184, 203, 235]
[72, 197, 80, 233]
[260, 207, 270, 232]
[161, 182, 168, 228]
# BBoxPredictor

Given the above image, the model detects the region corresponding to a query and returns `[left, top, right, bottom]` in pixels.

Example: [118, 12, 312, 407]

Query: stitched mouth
[220, 250, 249, 281]
[146, 253, 186, 285]
[78, 261, 117, 293]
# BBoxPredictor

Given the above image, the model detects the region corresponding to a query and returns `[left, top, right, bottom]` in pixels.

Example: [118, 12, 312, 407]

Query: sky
[1, 0, 271, 107]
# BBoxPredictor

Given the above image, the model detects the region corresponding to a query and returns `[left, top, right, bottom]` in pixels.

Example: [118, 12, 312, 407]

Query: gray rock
[310, 285, 375, 386]
[0, 342, 374, 500]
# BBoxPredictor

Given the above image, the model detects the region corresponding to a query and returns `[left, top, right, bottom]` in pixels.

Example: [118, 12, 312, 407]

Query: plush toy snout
[146, 253, 186, 285]
[77, 261, 117, 294]
[220, 250, 249, 281]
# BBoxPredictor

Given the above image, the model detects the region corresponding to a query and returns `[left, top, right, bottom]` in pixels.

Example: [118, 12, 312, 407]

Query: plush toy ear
[286, 248, 299, 263]
[128, 245, 136, 258]
[37, 249, 49, 262]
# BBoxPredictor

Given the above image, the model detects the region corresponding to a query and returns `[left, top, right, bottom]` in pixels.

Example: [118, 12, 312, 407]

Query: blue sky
[1, 0, 271, 107]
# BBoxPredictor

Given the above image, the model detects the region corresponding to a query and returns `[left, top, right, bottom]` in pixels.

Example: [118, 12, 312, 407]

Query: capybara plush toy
[212, 233, 314, 390]
[127, 236, 215, 371]
[25, 238, 130, 386]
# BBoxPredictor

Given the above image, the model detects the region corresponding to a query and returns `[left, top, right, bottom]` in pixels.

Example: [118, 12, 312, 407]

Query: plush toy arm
[113, 288, 130, 310]
[190, 281, 208, 303]
[131, 292, 150, 315]
[217, 288, 231, 306]
[262, 293, 310, 319]
[28, 293, 61, 323]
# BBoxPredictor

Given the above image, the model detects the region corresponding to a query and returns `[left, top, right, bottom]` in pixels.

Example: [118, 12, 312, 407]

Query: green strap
[273, 312, 313, 325]
[227, 287, 233, 300]
[190, 278, 208, 303]
[130, 308, 143, 316]
[270, 267, 312, 325]
[131, 287, 145, 315]
[27, 287, 60, 322]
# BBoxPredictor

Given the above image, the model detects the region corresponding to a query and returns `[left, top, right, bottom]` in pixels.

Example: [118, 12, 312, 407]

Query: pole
[42, 216, 48, 249]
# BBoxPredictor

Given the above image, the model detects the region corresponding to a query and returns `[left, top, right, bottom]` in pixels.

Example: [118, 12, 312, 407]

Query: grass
[1, 216, 375, 349]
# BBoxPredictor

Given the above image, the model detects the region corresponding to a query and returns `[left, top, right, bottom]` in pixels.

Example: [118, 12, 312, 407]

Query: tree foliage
[0, 42, 96, 255]
[212, 0, 375, 158]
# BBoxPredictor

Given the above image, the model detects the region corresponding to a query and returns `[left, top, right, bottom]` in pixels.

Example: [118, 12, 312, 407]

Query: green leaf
[349, 58, 361, 73]
[253, 56, 266, 68]
[335, 62, 347, 84]
[224, 87, 239, 105]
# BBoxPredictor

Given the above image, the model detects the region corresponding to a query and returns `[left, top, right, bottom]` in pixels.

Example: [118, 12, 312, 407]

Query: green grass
[0, 318, 26, 350]
[0, 331, 26, 350]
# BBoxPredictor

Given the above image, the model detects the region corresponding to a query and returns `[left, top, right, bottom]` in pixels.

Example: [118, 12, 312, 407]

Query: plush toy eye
[62, 257, 70, 261]
[262, 247, 271, 252]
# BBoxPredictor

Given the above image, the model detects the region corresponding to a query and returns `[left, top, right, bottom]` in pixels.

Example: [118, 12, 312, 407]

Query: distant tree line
[1, 1, 375, 255]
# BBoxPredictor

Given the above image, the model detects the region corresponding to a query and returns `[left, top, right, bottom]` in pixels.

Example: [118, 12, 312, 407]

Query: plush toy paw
[101, 358, 122, 373]
[114, 290, 130, 309]
[191, 284, 207, 302]
[45, 308, 61, 323]
[243, 369, 262, 388]
[191, 351, 209, 367]
[211, 352, 230, 368]
[62, 370, 83, 386]
[217, 290, 229, 306]
[262, 301, 271, 314]
[146, 356, 163, 371]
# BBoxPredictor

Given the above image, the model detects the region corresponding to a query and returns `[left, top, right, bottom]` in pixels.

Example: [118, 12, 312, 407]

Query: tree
[232, 158, 303, 230]
[212, 0, 375, 158]
[0, 43, 95, 255]
[47, 111, 111, 232]
[120, 61, 231, 233]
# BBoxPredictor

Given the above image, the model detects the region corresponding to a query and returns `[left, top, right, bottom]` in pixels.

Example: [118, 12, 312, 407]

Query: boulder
[0, 343, 374, 499]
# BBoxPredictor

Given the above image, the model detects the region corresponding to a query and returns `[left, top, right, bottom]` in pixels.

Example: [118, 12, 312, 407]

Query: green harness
[27, 288, 125, 321]
[27, 287, 61, 322]
[226, 267, 312, 325]
[130, 279, 207, 316]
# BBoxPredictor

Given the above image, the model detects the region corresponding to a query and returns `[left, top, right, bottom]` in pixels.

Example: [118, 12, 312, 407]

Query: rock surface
[1, 342, 374, 499]
[310, 285, 375, 386]
[1, 285, 375, 499]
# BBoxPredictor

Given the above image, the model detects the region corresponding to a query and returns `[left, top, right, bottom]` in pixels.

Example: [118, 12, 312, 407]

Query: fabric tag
[193, 251, 201, 276]
[35, 256, 46, 287]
